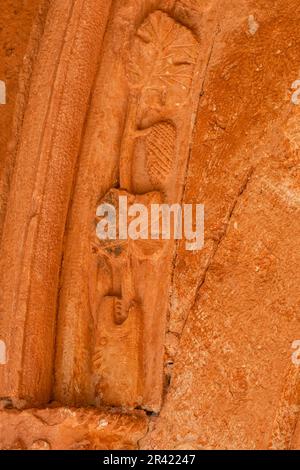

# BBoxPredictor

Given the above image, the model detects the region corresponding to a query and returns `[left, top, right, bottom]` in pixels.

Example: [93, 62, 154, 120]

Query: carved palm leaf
[128, 10, 199, 93]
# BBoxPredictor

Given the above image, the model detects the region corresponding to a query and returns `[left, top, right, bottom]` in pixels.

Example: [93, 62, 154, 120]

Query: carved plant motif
[92, 10, 200, 410]
[128, 10, 199, 102]
[146, 121, 176, 187]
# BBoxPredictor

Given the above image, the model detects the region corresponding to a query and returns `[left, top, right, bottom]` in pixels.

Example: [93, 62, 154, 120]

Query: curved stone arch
[0, 0, 113, 407]
[54, 1, 204, 411]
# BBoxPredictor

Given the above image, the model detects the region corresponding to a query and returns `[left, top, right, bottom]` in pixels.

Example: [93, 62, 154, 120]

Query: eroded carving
[145, 121, 176, 188]
[91, 10, 200, 410]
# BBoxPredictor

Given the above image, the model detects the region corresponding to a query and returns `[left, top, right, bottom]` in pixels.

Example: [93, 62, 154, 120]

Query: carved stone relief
[53, 4, 203, 412]
[0, 0, 113, 407]
[89, 10, 200, 410]
[1, 0, 300, 452]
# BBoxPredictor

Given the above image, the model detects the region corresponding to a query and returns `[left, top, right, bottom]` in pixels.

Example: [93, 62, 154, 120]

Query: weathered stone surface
[143, 161, 300, 449]
[142, 0, 300, 450]
[54, 0, 218, 413]
[1, 0, 300, 451]
[0, 0, 44, 238]
[0, 0, 112, 406]
[292, 417, 300, 450]
[0, 407, 147, 450]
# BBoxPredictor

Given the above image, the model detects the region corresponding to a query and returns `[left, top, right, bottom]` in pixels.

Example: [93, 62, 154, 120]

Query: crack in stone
[179, 166, 255, 344]
[157, 19, 222, 427]
[165, 19, 221, 398]
[163, 165, 255, 390]
[137, 415, 151, 450]
[168, 20, 220, 322]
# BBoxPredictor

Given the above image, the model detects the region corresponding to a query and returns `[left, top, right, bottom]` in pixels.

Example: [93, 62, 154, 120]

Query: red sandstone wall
[0, 0, 300, 451]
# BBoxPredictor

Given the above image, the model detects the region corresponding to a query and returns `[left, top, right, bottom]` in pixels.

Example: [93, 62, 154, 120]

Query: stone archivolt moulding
[0, 0, 215, 413]
[0, 0, 113, 407]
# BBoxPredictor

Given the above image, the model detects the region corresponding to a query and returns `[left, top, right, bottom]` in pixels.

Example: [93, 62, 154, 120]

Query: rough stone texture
[292, 417, 300, 450]
[0, 0, 44, 237]
[0, 0, 300, 451]
[0, 407, 147, 450]
[0, 0, 112, 406]
[54, 0, 218, 413]
[142, 0, 300, 450]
